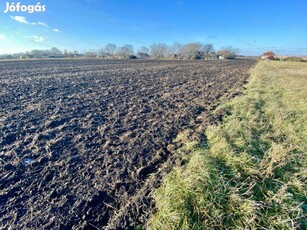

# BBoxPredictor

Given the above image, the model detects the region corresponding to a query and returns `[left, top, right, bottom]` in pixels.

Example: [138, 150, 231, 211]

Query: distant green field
[149, 61, 307, 229]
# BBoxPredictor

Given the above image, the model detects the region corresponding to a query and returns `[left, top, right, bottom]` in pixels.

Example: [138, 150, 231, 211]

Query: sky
[0, 0, 307, 56]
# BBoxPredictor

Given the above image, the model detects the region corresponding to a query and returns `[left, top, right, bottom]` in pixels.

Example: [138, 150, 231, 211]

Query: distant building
[205, 51, 225, 60]
[261, 51, 278, 60]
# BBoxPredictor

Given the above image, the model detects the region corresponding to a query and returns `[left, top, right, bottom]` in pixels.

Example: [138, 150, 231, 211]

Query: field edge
[148, 61, 307, 229]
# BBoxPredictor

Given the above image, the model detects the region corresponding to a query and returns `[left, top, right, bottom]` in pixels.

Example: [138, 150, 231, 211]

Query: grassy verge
[149, 61, 307, 229]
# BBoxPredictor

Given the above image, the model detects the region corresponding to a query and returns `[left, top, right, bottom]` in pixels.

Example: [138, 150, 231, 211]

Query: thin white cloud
[33, 36, 44, 42]
[10, 15, 28, 24]
[9, 15, 49, 28]
[30, 35, 45, 43]
[0, 34, 6, 40]
[37, 22, 48, 28]
[53, 28, 60, 33]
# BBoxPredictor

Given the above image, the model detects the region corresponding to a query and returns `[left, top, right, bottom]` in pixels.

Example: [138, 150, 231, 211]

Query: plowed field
[0, 59, 255, 229]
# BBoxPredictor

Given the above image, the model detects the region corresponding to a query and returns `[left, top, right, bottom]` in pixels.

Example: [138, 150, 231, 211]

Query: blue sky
[0, 0, 307, 55]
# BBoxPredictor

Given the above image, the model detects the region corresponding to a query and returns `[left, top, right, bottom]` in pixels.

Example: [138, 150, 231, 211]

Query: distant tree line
[0, 42, 240, 60]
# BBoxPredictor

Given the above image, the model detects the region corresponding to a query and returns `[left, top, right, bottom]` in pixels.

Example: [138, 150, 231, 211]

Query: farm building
[261, 51, 278, 60]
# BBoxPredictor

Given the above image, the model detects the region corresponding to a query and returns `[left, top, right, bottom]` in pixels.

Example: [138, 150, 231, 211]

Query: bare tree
[98, 48, 106, 58]
[217, 46, 239, 59]
[150, 43, 169, 59]
[50, 47, 62, 56]
[117, 44, 134, 59]
[200, 43, 214, 57]
[180, 42, 202, 59]
[138, 46, 149, 54]
[84, 50, 97, 58]
[30, 49, 49, 58]
[104, 43, 117, 58]
[67, 51, 76, 58]
[137, 46, 150, 59]
[170, 42, 182, 55]
[168, 42, 183, 59]
[63, 49, 68, 57]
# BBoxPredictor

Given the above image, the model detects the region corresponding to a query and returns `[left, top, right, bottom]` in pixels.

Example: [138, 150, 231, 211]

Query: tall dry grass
[149, 61, 307, 229]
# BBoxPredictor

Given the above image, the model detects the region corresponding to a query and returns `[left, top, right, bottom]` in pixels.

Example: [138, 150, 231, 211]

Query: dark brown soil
[0, 59, 255, 229]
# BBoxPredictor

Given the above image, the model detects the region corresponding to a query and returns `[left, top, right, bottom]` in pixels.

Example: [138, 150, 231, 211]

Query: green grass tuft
[149, 61, 307, 229]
